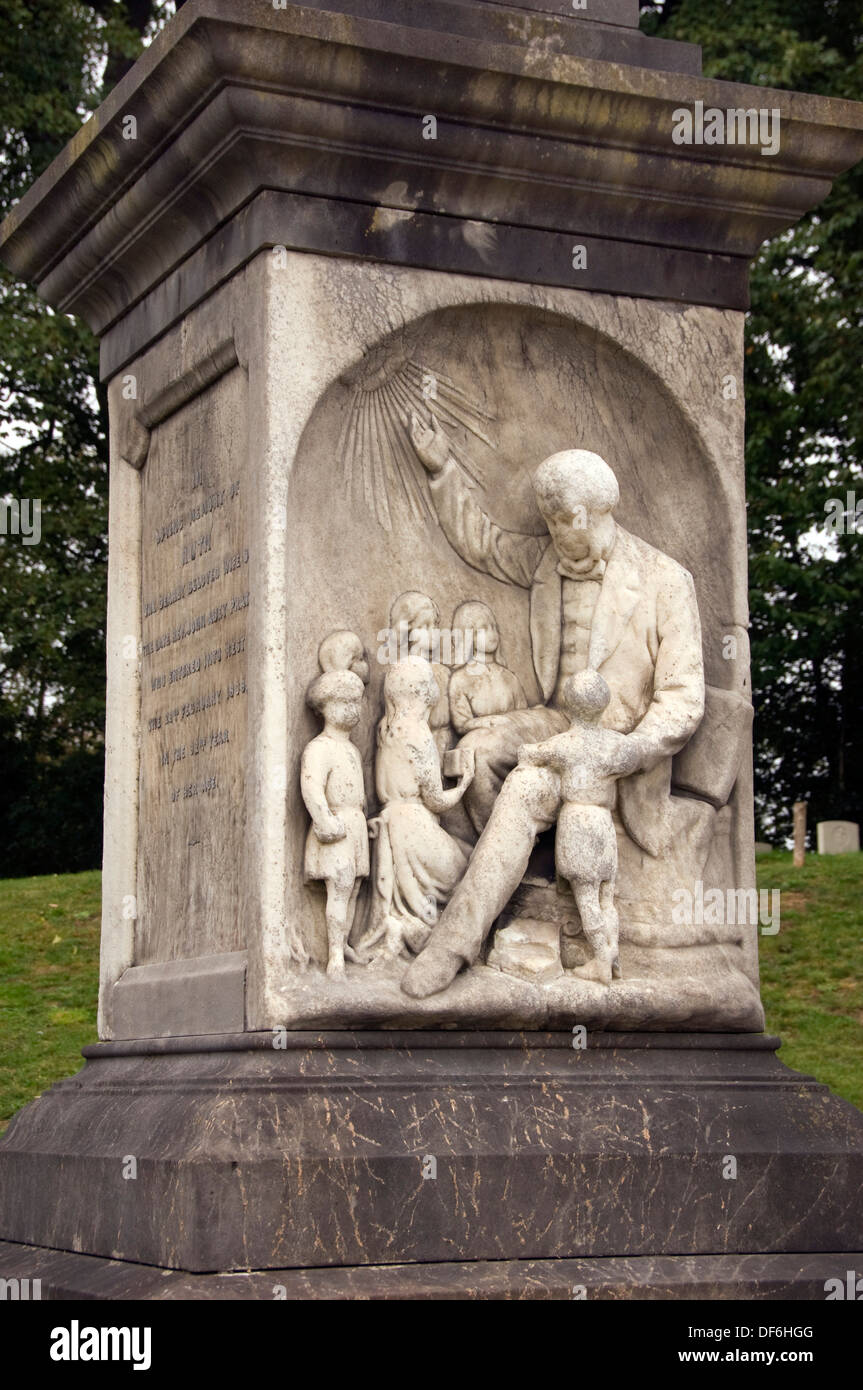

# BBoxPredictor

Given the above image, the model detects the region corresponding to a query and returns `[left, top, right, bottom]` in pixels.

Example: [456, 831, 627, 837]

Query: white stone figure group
[301, 435, 709, 992]
[399, 426, 705, 1001]
[300, 620, 476, 977]
[301, 612, 643, 985]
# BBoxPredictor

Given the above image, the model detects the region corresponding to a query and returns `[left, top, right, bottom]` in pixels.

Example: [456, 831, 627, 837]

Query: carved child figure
[518, 670, 641, 985]
[362, 657, 474, 962]
[317, 628, 370, 685]
[389, 591, 451, 763]
[301, 669, 370, 979]
[449, 600, 528, 735]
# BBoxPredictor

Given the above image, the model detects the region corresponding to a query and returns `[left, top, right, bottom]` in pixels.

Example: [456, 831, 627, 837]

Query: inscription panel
[138, 368, 249, 962]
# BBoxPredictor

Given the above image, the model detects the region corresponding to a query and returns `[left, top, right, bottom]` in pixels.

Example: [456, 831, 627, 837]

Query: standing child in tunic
[517, 669, 640, 985]
[301, 669, 370, 978]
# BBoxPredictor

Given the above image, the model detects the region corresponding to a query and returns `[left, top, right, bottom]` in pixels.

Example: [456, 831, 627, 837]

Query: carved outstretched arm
[411, 738, 474, 814]
[610, 737, 644, 780]
[518, 737, 564, 770]
[449, 684, 476, 737]
[409, 411, 546, 587]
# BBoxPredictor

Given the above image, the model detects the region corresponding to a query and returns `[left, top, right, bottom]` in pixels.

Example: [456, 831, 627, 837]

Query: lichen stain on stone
[369, 207, 416, 237]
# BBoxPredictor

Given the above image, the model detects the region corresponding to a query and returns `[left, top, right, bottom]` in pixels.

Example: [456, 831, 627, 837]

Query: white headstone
[816, 821, 860, 854]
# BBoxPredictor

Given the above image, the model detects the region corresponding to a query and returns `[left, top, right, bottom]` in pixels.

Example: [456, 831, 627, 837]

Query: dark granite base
[1, 1032, 861, 1284]
[1, 1240, 858, 1300]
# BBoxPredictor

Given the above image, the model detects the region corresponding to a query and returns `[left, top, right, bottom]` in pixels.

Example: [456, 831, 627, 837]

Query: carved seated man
[401, 419, 705, 999]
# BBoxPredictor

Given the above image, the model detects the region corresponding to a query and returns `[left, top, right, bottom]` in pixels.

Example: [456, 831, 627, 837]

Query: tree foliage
[0, 1, 859, 873]
[643, 0, 863, 841]
[0, 2, 178, 874]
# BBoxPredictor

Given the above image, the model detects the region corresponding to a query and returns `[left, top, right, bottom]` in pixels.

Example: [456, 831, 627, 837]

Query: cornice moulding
[1, 0, 862, 330]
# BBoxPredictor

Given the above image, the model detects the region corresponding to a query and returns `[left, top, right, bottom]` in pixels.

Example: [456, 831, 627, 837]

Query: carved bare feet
[326, 953, 346, 980]
[401, 944, 463, 998]
[568, 958, 613, 986]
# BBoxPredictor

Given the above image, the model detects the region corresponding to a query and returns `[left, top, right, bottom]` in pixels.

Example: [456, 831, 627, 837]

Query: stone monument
[1, 0, 862, 1298]
[817, 821, 860, 855]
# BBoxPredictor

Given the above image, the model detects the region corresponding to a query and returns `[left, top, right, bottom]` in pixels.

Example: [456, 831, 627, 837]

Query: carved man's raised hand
[408, 410, 451, 474]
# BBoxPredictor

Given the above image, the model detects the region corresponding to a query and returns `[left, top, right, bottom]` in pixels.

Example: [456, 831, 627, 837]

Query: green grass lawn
[0, 855, 861, 1132]
[0, 870, 101, 1133]
[756, 849, 863, 1110]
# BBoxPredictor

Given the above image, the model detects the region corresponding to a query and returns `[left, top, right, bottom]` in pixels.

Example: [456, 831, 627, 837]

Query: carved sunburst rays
[338, 356, 495, 532]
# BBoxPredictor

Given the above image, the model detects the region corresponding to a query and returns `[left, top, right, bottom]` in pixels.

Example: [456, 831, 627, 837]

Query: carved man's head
[533, 450, 618, 573]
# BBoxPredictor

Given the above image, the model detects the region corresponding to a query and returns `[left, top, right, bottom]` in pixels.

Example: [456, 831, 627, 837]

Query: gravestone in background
[0, 0, 862, 1298]
[817, 822, 861, 855]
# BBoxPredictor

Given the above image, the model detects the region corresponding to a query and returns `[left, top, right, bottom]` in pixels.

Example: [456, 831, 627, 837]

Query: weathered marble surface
[6, 0, 861, 360]
[1, 5, 860, 1048]
[93, 253, 765, 1035]
[0, 1239, 855, 1301]
[271, 957, 763, 1031]
[1, 0, 861, 1309]
[277, 258, 760, 1031]
[138, 364, 250, 964]
[1, 1032, 860, 1273]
